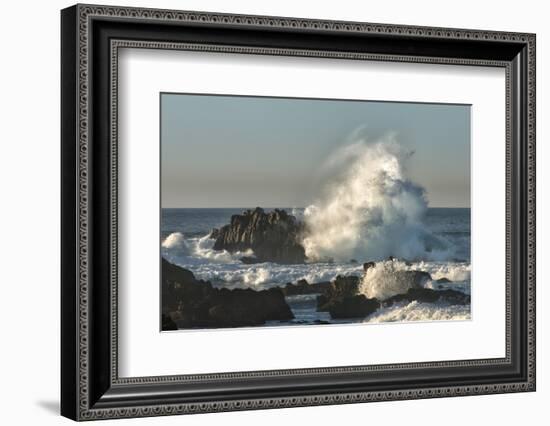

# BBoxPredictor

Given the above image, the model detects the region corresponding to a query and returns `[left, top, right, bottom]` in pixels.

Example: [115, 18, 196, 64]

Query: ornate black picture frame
[61, 4, 536, 421]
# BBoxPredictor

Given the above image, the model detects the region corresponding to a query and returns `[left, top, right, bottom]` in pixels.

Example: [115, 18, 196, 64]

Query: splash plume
[302, 134, 442, 262]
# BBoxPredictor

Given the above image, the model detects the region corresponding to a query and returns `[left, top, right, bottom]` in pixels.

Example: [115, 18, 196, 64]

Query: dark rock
[161, 313, 178, 331]
[316, 274, 379, 319]
[316, 275, 362, 310]
[205, 287, 294, 327]
[436, 277, 452, 283]
[316, 294, 329, 310]
[163, 257, 207, 288]
[383, 288, 470, 307]
[322, 295, 380, 319]
[162, 258, 294, 329]
[410, 271, 432, 285]
[211, 207, 306, 264]
[240, 256, 261, 264]
[327, 275, 361, 299]
[363, 261, 376, 272]
[435, 289, 470, 305]
[350, 259, 358, 264]
[282, 280, 331, 296]
[162, 258, 213, 314]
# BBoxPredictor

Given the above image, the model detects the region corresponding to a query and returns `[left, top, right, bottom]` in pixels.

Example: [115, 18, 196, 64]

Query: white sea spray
[359, 260, 426, 300]
[302, 135, 451, 262]
[161, 231, 189, 252]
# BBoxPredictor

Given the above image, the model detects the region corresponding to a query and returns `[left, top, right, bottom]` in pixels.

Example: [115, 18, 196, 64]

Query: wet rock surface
[211, 207, 306, 264]
[383, 287, 471, 307]
[162, 258, 294, 329]
[316, 274, 380, 319]
[320, 295, 380, 319]
[162, 257, 470, 328]
[281, 279, 331, 296]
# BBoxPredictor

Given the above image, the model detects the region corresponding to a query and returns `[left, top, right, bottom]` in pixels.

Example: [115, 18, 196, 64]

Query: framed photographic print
[61, 4, 536, 421]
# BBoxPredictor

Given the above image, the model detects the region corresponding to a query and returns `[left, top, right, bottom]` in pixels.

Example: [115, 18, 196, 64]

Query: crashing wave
[161, 232, 189, 253]
[359, 259, 431, 300]
[161, 232, 254, 264]
[302, 135, 452, 262]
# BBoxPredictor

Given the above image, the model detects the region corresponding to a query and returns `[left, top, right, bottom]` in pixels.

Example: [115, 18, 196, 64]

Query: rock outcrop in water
[325, 275, 362, 298]
[361, 259, 432, 300]
[316, 275, 381, 319]
[313, 265, 471, 320]
[322, 295, 380, 319]
[162, 258, 294, 329]
[281, 279, 331, 296]
[383, 287, 470, 307]
[211, 207, 306, 264]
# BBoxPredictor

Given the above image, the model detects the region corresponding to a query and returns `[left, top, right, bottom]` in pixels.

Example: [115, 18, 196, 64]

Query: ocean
[161, 207, 471, 325]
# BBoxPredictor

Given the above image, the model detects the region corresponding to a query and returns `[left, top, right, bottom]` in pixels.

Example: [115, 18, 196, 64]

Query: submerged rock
[211, 207, 306, 264]
[162, 258, 294, 329]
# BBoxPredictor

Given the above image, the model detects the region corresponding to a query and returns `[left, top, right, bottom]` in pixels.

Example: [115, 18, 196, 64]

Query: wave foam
[161, 232, 189, 252]
[161, 233, 254, 264]
[415, 261, 471, 282]
[162, 232, 471, 295]
[359, 260, 429, 300]
[364, 300, 471, 322]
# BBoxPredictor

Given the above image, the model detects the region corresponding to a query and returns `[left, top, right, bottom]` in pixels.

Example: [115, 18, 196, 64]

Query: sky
[161, 93, 470, 208]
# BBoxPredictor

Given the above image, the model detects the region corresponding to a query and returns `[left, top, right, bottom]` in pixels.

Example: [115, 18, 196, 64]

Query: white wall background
[0, 0, 546, 424]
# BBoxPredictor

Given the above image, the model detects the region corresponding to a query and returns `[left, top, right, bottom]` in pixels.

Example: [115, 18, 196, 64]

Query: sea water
[161, 207, 471, 325]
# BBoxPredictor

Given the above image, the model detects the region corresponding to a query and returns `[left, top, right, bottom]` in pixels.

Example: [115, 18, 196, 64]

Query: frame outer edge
[67, 4, 536, 421]
[61, 4, 80, 422]
[76, 2, 92, 420]
[527, 33, 536, 390]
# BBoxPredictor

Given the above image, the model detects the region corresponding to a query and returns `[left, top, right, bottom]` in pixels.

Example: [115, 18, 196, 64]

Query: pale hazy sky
[161, 93, 470, 208]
